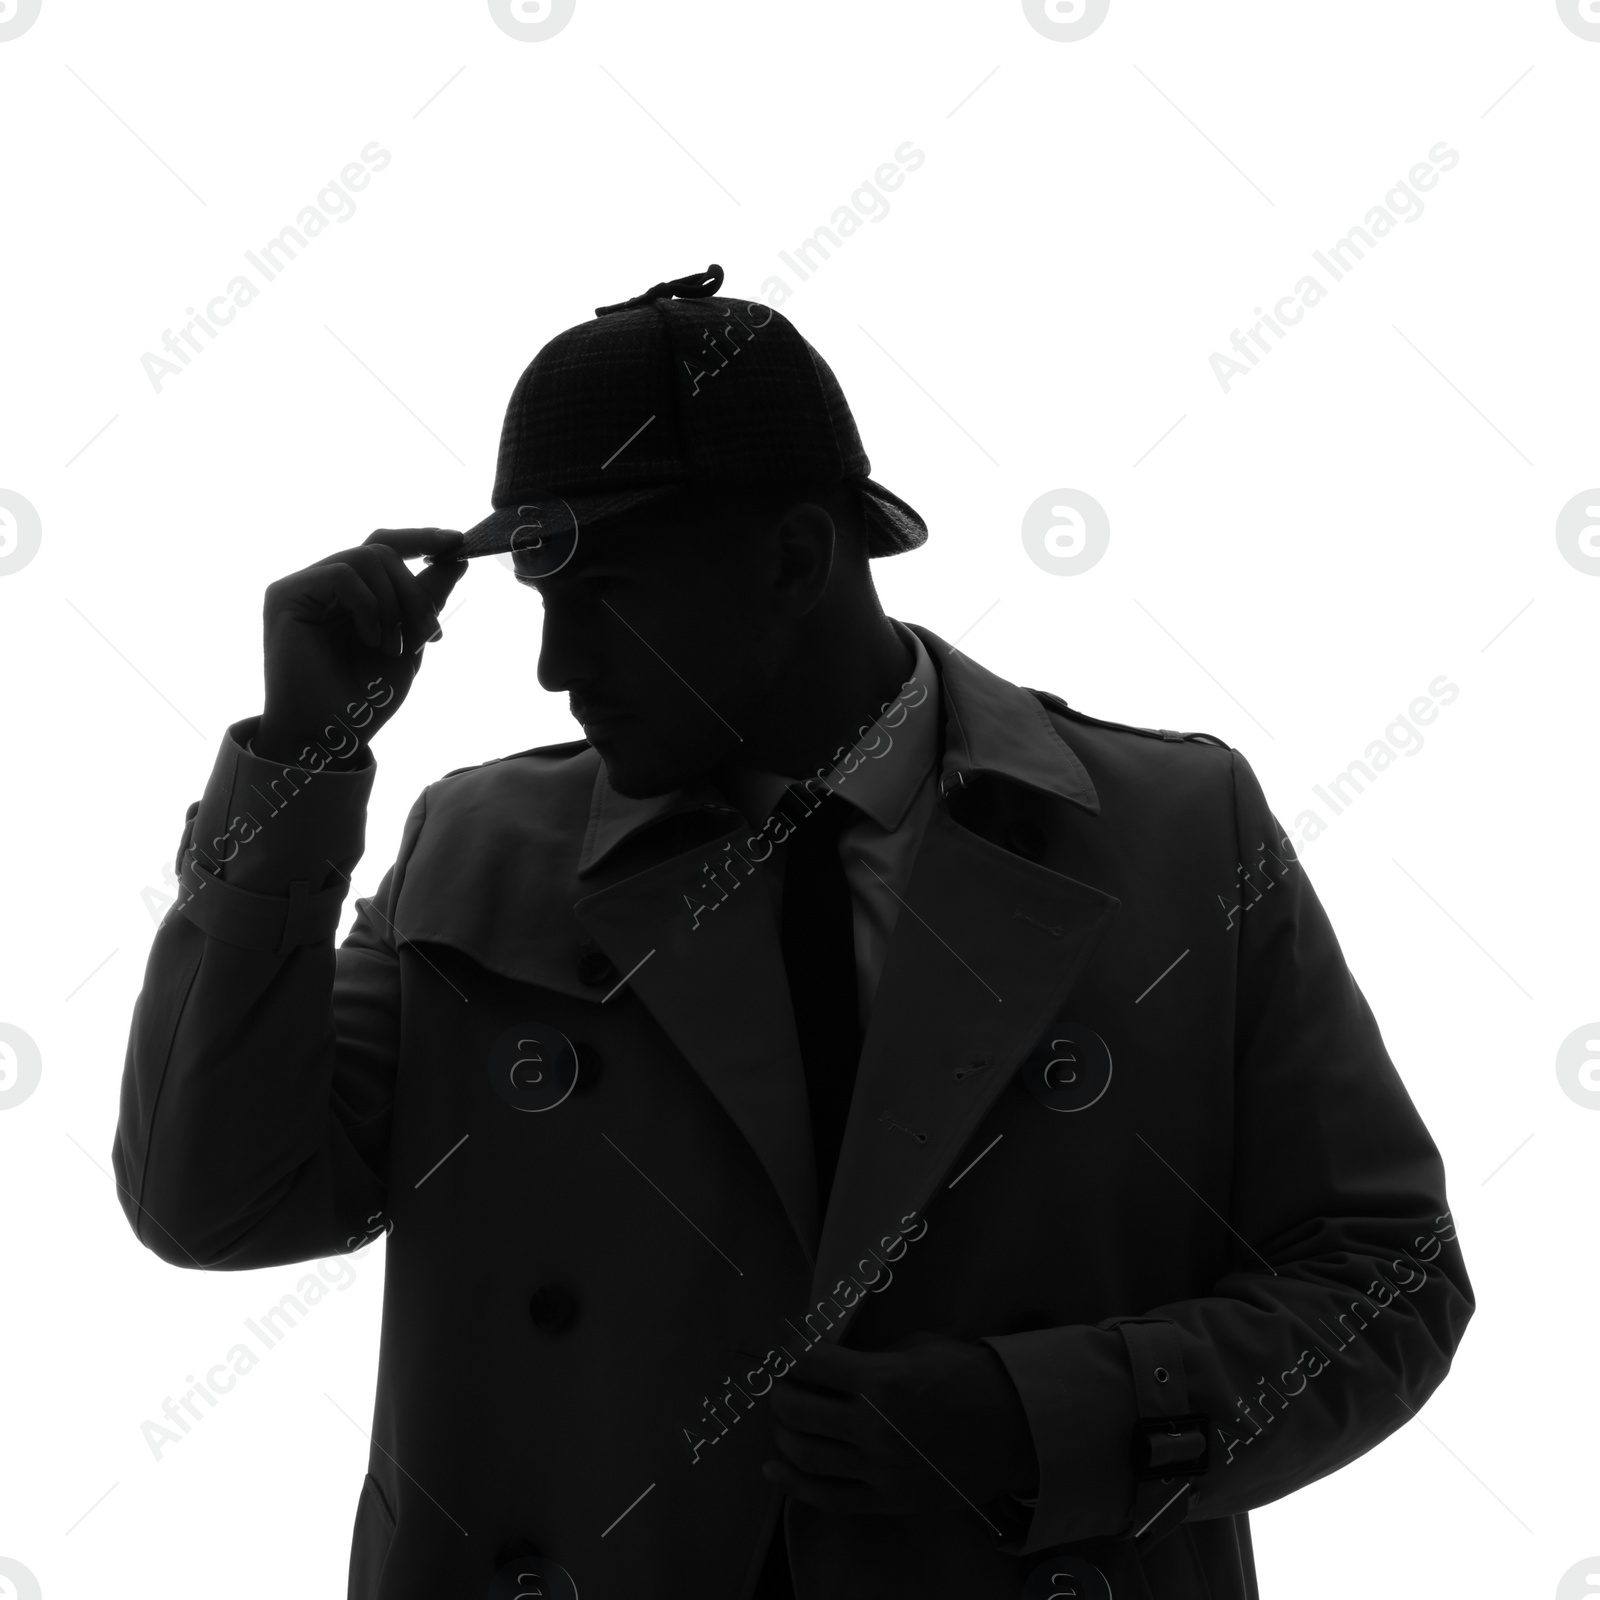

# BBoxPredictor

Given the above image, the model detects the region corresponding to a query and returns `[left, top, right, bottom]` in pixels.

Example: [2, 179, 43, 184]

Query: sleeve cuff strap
[176, 848, 350, 952]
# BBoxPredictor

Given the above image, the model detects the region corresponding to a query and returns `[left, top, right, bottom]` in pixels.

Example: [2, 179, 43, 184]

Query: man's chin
[586, 719, 738, 798]
[600, 765, 675, 799]
[593, 743, 700, 800]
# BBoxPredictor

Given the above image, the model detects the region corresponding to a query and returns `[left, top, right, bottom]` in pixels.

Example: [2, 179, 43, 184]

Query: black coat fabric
[114, 621, 1473, 1599]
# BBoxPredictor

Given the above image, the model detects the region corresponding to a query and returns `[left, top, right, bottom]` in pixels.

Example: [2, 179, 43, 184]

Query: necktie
[758, 786, 863, 1600]
[775, 785, 863, 1218]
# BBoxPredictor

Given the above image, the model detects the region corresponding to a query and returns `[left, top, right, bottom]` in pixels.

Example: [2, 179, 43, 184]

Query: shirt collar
[713, 623, 939, 836]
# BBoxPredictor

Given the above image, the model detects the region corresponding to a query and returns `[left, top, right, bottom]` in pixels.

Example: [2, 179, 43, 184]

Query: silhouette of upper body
[115, 271, 1472, 1598]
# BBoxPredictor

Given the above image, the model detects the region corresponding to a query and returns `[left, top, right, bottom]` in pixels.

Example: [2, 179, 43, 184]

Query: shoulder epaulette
[439, 736, 591, 782]
[1026, 687, 1231, 749]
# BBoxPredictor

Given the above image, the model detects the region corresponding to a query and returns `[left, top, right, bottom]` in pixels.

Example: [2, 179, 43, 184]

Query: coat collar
[917, 623, 1098, 813]
[575, 620, 1098, 877]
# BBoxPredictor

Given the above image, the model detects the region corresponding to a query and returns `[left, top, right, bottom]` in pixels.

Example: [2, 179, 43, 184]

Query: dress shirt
[714, 621, 941, 1031]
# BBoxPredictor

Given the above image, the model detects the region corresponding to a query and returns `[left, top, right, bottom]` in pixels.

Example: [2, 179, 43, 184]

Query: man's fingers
[364, 542, 453, 658]
[343, 546, 406, 657]
[768, 1380, 864, 1440]
[304, 534, 468, 658]
[413, 556, 468, 639]
[306, 563, 382, 649]
[363, 526, 466, 560]
[769, 1424, 866, 1482]
[784, 1341, 883, 1392]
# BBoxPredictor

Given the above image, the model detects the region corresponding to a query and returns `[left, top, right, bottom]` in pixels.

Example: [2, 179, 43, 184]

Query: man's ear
[771, 500, 837, 617]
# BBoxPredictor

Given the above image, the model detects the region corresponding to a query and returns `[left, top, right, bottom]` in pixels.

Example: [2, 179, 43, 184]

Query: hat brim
[857, 477, 927, 558]
[457, 476, 926, 561]
[458, 483, 689, 560]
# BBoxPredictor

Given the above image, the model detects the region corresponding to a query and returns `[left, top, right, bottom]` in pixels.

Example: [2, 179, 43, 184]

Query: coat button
[487, 1024, 578, 1113]
[573, 1042, 603, 1093]
[1004, 820, 1046, 861]
[528, 1283, 579, 1333]
[577, 948, 618, 988]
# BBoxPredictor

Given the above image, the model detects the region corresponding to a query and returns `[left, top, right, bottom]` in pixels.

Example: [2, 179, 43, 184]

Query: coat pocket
[347, 1473, 397, 1600]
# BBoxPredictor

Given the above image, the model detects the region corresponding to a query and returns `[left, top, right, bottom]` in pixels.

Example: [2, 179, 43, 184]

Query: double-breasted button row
[528, 1283, 579, 1333]
[487, 1028, 603, 1111]
[489, 1544, 577, 1600]
[577, 947, 619, 988]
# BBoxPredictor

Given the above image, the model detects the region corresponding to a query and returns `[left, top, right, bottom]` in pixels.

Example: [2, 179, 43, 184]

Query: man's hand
[257, 527, 467, 765]
[762, 1331, 1039, 1517]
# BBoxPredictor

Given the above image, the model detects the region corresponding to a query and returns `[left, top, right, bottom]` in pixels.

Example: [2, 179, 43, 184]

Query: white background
[1, 2, 1596, 1596]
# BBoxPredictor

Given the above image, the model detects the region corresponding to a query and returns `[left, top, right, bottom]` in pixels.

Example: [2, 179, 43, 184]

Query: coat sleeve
[981, 747, 1475, 1554]
[113, 716, 426, 1271]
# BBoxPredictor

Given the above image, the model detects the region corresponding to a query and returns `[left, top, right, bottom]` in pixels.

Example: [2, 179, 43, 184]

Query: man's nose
[534, 600, 589, 694]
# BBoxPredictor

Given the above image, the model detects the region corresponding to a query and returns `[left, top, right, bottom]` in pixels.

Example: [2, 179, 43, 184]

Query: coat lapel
[573, 816, 823, 1264]
[805, 798, 1118, 1334]
[805, 624, 1120, 1338]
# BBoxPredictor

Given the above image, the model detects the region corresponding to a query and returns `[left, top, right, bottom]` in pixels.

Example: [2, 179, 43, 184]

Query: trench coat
[114, 620, 1473, 1599]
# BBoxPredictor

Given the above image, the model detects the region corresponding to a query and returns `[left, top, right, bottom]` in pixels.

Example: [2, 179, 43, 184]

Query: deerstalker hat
[458, 263, 926, 569]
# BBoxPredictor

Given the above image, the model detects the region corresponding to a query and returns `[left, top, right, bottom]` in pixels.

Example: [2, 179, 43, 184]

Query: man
[115, 264, 1473, 1599]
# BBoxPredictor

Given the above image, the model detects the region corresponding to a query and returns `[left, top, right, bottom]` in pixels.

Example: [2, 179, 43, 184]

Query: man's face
[521, 500, 785, 797]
